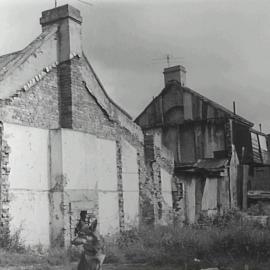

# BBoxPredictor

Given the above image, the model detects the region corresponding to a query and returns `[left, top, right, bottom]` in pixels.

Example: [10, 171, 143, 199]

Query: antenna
[54, 0, 93, 7]
[166, 54, 170, 67]
[77, 0, 93, 6]
[152, 54, 184, 68]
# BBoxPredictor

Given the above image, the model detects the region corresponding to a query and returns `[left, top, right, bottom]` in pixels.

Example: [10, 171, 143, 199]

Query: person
[75, 211, 88, 237]
[72, 217, 105, 270]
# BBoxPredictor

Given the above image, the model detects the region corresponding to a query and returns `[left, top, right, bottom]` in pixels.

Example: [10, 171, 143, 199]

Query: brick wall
[0, 69, 59, 129]
[116, 141, 125, 231]
[142, 132, 175, 225]
[0, 55, 150, 237]
[0, 124, 11, 239]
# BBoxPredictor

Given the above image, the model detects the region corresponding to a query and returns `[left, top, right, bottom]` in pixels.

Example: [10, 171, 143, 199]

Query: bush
[103, 211, 270, 268]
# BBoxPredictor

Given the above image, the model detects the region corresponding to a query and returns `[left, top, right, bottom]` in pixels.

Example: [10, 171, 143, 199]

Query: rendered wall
[3, 123, 50, 246]
[97, 138, 119, 235]
[61, 130, 119, 238]
[202, 178, 218, 215]
[121, 139, 139, 228]
[160, 168, 173, 207]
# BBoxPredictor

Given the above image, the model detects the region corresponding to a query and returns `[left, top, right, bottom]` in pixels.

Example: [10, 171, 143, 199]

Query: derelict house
[0, 5, 176, 247]
[135, 65, 270, 223]
[0, 3, 269, 249]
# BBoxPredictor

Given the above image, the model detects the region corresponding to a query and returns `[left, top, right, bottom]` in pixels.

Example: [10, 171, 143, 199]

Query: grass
[103, 210, 270, 269]
[2, 209, 270, 269]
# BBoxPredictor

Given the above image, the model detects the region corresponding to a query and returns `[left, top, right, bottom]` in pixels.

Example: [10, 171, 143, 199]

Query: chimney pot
[163, 65, 186, 86]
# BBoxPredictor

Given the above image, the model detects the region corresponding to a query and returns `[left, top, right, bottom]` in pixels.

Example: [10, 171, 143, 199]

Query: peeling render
[0, 4, 176, 247]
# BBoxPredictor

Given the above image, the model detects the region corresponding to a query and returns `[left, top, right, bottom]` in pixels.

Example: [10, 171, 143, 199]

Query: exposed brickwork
[116, 141, 125, 231]
[58, 61, 73, 128]
[0, 54, 157, 239]
[0, 69, 59, 129]
[142, 132, 175, 225]
[0, 124, 11, 238]
[69, 58, 117, 140]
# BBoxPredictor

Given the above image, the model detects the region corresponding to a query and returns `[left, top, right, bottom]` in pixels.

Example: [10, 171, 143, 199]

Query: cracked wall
[143, 129, 175, 225]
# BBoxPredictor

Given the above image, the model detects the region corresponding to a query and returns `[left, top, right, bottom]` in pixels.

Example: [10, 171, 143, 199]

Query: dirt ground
[0, 264, 184, 270]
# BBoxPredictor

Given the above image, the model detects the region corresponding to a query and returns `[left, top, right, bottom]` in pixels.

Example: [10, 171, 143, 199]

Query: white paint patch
[202, 178, 218, 211]
[98, 192, 119, 235]
[3, 123, 50, 246]
[160, 168, 173, 207]
[121, 140, 139, 227]
[97, 138, 119, 234]
[9, 190, 50, 246]
[61, 129, 99, 190]
[97, 138, 118, 191]
[4, 123, 49, 190]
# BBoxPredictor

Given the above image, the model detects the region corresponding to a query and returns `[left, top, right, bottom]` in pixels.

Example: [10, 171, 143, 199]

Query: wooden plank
[179, 127, 195, 162]
[242, 165, 249, 211]
[229, 144, 239, 208]
[183, 91, 193, 120]
[207, 105, 215, 119]
[194, 124, 204, 159]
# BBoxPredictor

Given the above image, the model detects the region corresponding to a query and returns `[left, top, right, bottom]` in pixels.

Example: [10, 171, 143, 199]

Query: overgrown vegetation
[2, 209, 270, 269]
[0, 228, 74, 268]
[104, 210, 270, 269]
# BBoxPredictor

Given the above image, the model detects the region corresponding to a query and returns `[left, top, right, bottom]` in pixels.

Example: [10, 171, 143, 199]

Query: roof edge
[82, 53, 132, 120]
[135, 81, 254, 127]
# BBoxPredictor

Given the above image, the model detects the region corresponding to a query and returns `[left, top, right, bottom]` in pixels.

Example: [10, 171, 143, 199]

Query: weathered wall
[61, 129, 100, 243]
[143, 129, 175, 225]
[0, 26, 58, 100]
[121, 139, 139, 228]
[2, 124, 139, 246]
[136, 83, 232, 129]
[162, 122, 226, 163]
[97, 138, 119, 235]
[3, 123, 50, 246]
[0, 69, 59, 129]
[251, 167, 270, 190]
[52, 129, 120, 242]
[201, 178, 218, 215]
[184, 177, 196, 224]
[219, 174, 230, 212]
[160, 168, 172, 207]
[160, 168, 173, 224]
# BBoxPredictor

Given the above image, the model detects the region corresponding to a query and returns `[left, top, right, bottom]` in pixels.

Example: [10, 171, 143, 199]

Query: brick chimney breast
[163, 65, 186, 86]
[40, 4, 82, 63]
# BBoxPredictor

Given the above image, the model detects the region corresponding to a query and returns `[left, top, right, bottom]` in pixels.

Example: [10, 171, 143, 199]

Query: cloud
[1, 0, 270, 132]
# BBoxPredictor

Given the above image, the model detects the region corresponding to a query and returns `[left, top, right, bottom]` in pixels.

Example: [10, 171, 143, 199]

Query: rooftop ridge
[135, 80, 253, 127]
[0, 25, 58, 82]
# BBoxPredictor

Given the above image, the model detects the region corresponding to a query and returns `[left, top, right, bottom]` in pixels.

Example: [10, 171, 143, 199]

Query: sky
[0, 0, 270, 132]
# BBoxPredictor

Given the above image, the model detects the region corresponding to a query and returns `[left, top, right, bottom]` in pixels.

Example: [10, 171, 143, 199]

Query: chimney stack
[163, 65, 186, 86]
[40, 4, 82, 63]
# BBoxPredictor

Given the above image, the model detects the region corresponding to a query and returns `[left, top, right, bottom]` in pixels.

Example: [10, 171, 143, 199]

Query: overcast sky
[0, 0, 270, 132]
